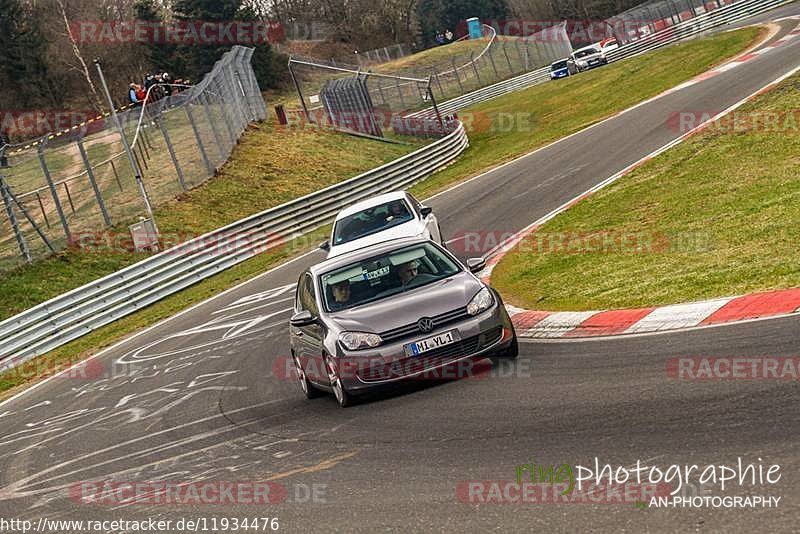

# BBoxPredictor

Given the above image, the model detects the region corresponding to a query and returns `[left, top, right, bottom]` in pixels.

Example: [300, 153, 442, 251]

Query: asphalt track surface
[1, 7, 799, 532]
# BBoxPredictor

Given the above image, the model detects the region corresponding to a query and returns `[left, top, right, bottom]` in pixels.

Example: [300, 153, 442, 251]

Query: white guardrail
[0, 123, 468, 369]
[0, 0, 791, 367]
[411, 0, 793, 118]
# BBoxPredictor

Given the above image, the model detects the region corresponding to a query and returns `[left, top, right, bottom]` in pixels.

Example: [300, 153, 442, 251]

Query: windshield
[574, 48, 599, 59]
[551, 60, 568, 70]
[332, 199, 415, 246]
[320, 242, 461, 312]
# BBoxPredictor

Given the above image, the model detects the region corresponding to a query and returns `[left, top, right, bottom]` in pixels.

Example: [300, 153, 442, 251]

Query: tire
[325, 355, 354, 408]
[490, 334, 519, 364]
[293, 354, 323, 399]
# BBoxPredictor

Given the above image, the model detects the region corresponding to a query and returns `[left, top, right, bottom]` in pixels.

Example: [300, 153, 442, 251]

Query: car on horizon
[289, 237, 518, 407]
[571, 44, 608, 71]
[598, 37, 620, 53]
[550, 58, 578, 79]
[320, 191, 444, 258]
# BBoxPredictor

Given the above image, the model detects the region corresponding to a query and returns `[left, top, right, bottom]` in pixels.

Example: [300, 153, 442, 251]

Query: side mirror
[319, 240, 330, 251]
[466, 257, 486, 274]
[420, 206, 433, 217]
[290, 310, 317, 327]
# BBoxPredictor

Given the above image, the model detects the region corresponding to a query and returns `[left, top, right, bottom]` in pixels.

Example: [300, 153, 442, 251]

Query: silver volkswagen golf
[288, 237, 518, 407]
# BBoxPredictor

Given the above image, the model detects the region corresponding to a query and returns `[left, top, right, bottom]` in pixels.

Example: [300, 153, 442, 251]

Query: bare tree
[55, 0, 103, 109]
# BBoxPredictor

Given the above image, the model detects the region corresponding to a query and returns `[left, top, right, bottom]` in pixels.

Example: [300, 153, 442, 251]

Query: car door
[408, 193, 441, 243]
[294, 272, 326, 384]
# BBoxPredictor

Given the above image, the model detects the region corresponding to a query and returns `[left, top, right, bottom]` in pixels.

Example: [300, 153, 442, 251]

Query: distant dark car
[289, 237, 518, 407]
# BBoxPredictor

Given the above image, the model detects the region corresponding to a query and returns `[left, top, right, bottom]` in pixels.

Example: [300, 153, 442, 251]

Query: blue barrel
[467, 18, 482, 39]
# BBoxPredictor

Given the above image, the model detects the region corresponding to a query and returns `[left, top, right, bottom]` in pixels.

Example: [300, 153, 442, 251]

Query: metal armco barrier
[411, 0, 792, 118]
[0, 123, 468, 369]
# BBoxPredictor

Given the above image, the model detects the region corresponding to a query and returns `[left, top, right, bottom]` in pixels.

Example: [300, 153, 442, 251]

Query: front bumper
[333, 299, 514, 394]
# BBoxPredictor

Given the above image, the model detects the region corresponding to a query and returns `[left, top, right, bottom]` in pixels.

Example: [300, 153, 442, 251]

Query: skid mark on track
[267, 451, 360, 482]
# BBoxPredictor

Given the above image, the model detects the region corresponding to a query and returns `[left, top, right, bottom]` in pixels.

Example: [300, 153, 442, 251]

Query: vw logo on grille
[417, 317, 434, 333]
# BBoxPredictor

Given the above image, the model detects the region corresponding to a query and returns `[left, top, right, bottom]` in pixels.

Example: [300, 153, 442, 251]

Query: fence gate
[320, 74, 383, 137]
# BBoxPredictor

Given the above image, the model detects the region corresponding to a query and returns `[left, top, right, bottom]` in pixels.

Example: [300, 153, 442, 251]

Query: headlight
[467, 287, 494, 316]
[339, 332, 382, 351]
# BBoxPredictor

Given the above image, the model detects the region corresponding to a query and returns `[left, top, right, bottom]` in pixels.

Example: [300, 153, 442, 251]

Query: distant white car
[571, 44, 608, 71]
[321, 191, 443, 258]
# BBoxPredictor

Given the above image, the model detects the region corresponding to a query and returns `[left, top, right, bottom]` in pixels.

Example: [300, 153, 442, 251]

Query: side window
[299, 273, 319, 316]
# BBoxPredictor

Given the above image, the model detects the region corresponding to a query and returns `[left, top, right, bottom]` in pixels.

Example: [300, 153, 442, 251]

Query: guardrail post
[0, 174, 31, 262]
[154, 116, 187, 191]
[76, 137, 111, 226]
[37, 144, 71, 244]
[185, 103, 215, 176]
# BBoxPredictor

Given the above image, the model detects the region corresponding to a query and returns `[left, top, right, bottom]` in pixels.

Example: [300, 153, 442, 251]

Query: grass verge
[492, 72, 800, 311]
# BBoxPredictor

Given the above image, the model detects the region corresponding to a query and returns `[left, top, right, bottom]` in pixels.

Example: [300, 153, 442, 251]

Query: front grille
[379, 307, 469, 343]
[358, 326, 504, 383]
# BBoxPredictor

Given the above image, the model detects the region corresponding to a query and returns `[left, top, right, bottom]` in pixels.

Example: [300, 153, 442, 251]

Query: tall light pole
[93, 58, 158, 235]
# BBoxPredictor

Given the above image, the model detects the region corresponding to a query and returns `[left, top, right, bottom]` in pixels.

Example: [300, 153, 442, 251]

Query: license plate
[404, 330, 459, 357]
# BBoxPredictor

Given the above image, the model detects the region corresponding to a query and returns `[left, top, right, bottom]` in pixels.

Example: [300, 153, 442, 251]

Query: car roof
[551, 58, 570, 65]
[334, 191, 410, 220]
[574, 44, 600, 53]
[309, 236, 433, 276]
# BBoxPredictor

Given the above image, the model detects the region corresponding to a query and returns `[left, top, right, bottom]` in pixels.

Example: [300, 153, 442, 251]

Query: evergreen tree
[169, 0, 287, 89]
[0, 0, 57, 109]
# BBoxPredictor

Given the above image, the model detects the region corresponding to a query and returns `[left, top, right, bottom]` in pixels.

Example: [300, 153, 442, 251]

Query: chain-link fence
[607, 0, 734, 44]
[0, 45, 267, 272]
[355, 43, 413, 67]
[287, 23, 573, 126]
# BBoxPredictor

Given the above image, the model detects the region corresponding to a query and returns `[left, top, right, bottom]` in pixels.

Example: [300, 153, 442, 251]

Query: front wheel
[293, 354, 323, 399]
[490, 335, 518, 364]
[325, 355, 354, 407]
